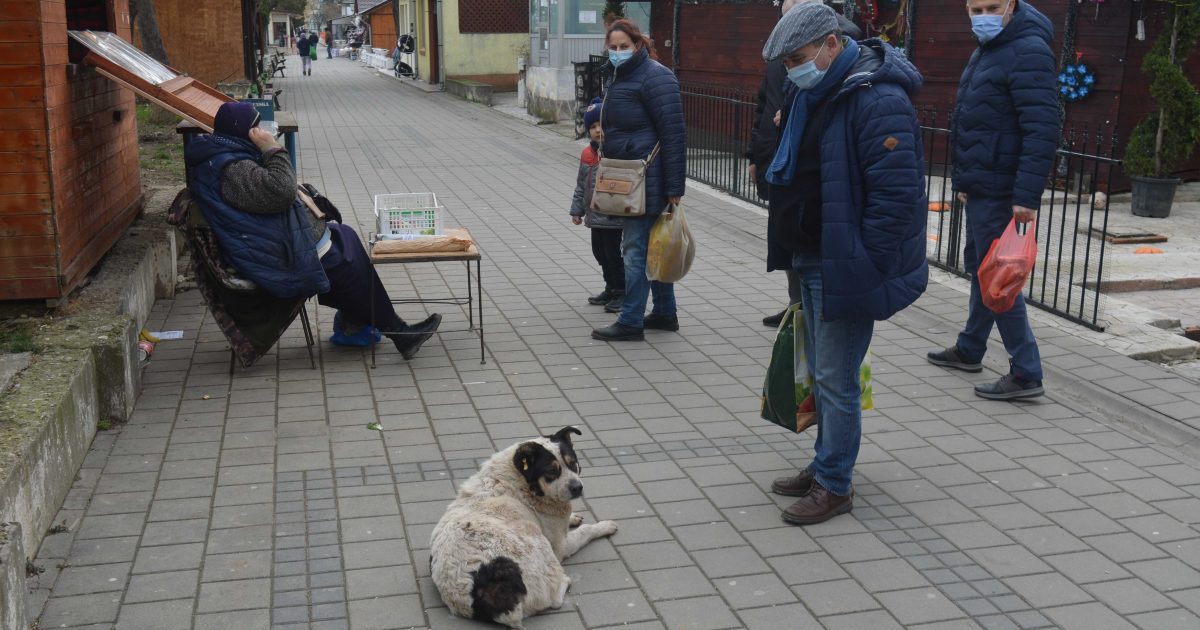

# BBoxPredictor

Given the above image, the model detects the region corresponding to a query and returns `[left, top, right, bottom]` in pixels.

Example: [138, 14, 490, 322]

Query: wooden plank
[0, 277, 61, 301]
[0, 235, 56, 257]
[0, 194, 52, 214]
[0, 214, 55, 237]
[0, 255, 58, 278]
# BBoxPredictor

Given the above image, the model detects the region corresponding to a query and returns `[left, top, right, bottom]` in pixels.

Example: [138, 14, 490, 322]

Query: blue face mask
[786, 42, 827, 91]
[971, 1, 1010, 43]
[609, 49, 634, 68]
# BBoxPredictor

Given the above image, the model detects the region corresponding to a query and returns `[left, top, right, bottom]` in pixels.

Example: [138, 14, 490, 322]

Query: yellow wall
[441, 0, 526, 77]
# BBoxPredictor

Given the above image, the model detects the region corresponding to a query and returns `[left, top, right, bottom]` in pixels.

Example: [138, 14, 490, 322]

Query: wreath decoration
[1058, 62, 1095, 102]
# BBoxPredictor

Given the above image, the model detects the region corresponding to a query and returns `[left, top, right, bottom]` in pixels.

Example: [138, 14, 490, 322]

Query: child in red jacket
[570, 98, 625, 313]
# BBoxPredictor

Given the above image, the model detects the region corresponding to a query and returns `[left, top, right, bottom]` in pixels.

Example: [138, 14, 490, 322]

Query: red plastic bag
[978, 219, 1037, 313]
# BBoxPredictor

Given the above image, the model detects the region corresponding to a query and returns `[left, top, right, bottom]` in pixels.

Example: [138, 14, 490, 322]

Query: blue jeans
[956, 196, 1043, 381]
[794, 253, 873, 496]
[618, 214, 676, 328]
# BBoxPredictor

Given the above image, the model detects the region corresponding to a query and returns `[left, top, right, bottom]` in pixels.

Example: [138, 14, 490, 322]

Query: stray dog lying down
[430, 427, 617, 627]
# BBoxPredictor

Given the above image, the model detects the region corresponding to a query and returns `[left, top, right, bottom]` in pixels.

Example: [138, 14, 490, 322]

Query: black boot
[588, 288, 614, 305]
[762, 307, 789, 328]
[592, 322, 643, 341]
[643, 313, 679, 331]
[603, 290, 625, 313]
[388, 314, 442, 359]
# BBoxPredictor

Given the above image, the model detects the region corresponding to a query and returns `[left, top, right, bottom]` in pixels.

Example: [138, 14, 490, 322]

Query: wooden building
[131, 0, 250, 87]
[1, 0, 142, 301]
[649, 0, 1200, 179]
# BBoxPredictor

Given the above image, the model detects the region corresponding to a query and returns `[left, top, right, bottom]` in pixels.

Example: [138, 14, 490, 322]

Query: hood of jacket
[185, 133, 260, 168]
[829, 38, 923, 104]
[983, 1, 1053, 50]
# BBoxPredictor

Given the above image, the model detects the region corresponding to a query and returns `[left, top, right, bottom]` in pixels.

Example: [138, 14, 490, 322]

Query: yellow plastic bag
[646, 202, 695, 283]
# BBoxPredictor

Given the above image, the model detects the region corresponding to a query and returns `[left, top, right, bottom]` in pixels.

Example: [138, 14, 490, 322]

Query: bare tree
[129, 0, 169, 65]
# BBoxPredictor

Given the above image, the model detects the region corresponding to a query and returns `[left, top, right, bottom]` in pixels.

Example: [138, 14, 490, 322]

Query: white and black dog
[430, 427, 617, 628]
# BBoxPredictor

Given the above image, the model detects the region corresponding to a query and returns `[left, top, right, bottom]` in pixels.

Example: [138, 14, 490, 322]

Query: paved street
[26, 56, 1200, 630]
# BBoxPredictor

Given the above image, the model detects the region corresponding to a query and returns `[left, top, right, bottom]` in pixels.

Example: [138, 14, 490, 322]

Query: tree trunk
[1153, 6, 1180, 177]
[130, 0, 169, 65]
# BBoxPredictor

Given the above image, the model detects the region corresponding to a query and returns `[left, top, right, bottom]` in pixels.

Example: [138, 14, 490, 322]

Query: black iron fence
[921, 110, 1119, 331]
[574, 79, 1119, 329]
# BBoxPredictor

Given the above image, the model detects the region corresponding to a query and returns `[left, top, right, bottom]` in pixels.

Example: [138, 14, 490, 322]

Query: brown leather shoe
[781, 481, 853, 526]
[771, 469, 815, 497]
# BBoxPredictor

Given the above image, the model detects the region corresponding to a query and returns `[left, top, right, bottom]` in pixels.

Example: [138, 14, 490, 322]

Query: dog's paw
[569, 513, 583, 528]
[595, 520, 618, 537]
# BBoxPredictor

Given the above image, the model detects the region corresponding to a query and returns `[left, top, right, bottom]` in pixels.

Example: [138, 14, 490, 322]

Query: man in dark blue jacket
[927, 0, 1059, 400]
[762, 3, 927, 526]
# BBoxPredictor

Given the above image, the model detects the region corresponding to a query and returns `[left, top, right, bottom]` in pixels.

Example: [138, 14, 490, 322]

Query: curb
[0, 522, 26, 630]
[0, 211, 176, 625]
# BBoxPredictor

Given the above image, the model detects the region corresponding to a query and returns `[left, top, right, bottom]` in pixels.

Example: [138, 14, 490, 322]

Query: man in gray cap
[750, 0, 861, 329]
[762, 2, 928, 525]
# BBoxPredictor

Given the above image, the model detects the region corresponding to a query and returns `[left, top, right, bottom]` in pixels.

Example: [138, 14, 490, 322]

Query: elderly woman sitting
[185, 101, 440, 359]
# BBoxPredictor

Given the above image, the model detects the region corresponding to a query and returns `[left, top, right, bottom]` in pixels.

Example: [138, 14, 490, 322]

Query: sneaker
[588, 289, 614, 306]
[643, 313, 679, 331]
[603, 292, 625, 313]
[762, 307, 789, 328]
[974, 372, 1044, 400]
[770, 469, 815, 497]
[591, 322, 643, 342]
[781, 481, 853, 526]
[389, 314, 442, 360]
[926, 345, 983, 373]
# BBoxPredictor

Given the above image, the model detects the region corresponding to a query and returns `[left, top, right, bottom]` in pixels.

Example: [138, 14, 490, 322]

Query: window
[67, 0, 111, 63]
[563, 1, 651, 36]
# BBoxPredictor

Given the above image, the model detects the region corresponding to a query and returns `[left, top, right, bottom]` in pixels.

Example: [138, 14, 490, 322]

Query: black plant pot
[1130, 176, 1181, 218]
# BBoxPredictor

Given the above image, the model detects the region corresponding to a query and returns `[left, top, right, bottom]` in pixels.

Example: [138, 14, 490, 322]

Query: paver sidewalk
[26, 56, 1200, 630]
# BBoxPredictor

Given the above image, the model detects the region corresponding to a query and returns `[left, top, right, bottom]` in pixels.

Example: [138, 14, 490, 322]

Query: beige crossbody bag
[589, 96, 661, 217]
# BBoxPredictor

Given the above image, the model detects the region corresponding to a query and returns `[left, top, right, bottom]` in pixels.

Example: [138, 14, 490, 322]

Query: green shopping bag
[761, 304, 874, 433]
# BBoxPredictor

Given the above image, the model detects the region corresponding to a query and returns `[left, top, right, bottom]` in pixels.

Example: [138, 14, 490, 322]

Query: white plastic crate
[374, 193, 444, 240]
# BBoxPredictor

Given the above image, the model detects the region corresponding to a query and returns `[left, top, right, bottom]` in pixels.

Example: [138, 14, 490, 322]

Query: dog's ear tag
[522, 459, 529, 471]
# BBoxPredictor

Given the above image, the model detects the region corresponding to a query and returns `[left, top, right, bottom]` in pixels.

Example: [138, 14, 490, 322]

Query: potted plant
[1122, 1, 1200, 218]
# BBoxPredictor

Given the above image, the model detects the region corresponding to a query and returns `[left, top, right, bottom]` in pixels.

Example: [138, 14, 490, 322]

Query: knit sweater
[218, 147, 327, 245]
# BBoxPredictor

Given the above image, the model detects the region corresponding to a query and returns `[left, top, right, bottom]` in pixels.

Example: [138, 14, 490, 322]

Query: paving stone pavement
[26, 56, 1200, 630]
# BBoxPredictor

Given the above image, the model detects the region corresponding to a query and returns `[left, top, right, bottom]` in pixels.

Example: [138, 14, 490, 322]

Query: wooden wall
[368, 4, 397, 51]
[0, 0, 141, 301]
[133, 0, 246, 86]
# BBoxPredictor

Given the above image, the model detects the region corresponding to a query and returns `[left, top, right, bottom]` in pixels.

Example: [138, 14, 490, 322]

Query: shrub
[1123, 1, 1200, 178]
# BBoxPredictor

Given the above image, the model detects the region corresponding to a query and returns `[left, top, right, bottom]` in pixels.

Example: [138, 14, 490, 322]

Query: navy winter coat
[601, 47, 686, 219]
[185, 134, 329, 299]
[952, 2, 1060, 209]
[771, 39, 928, 322]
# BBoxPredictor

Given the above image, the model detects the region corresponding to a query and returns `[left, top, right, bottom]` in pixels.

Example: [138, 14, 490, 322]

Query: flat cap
[762, 2, 841, 62]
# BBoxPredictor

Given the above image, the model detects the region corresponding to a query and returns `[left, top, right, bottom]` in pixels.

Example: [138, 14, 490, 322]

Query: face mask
[609, 48, 634, 68]
[787, 42, 827, 91]
[971, 1, 1010, 43]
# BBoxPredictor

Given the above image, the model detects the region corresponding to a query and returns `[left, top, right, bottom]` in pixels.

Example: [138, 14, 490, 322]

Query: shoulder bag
[589, 95, 661, 217]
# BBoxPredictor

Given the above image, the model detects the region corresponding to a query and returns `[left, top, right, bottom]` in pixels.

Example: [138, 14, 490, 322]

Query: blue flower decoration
[1058, 62, 1094, 102]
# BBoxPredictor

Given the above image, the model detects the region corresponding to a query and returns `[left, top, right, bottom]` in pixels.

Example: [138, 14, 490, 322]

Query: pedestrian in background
[571, 98, 626, 314]
[748, 0, 862, 329]
[591, 19, 687, 342]
[762, 3, 927, 525]
[927, 0, 1058, 400]
[297, 31, 312, 76]
[307, 31, 319, 73]
[325, 26, 334, 59]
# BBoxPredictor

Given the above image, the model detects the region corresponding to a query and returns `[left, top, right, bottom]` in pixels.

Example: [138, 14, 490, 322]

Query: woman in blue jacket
[591, 19, 687, 342]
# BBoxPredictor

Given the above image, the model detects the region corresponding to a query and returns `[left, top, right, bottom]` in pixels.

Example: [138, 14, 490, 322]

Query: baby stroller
[393, 33, 416, 78]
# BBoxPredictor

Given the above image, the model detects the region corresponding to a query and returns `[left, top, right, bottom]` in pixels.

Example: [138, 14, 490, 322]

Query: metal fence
[575, 79, 1119, 329]
[921, 110, 1119, 331]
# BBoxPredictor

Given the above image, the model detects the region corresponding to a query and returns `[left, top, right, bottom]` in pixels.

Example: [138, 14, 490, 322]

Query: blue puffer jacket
[185, 134, 329, 299]
[788, 39, 929, 321]
[952, 2, 1059, 209]
[601, 48, 686, 219]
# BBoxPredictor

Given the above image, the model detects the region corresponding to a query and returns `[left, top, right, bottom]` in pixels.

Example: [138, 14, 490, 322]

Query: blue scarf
[766, 38, 860, 186]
